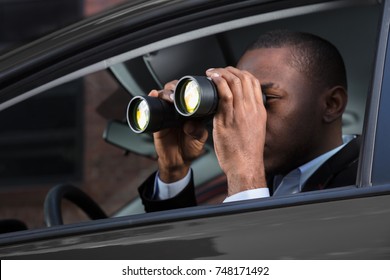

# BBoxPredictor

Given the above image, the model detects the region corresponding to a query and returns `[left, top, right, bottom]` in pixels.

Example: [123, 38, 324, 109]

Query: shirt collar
[274, 135, 355, 192]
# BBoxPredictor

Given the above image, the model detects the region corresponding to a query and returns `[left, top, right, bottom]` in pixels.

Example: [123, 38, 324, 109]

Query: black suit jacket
[139, 137, 360, 212]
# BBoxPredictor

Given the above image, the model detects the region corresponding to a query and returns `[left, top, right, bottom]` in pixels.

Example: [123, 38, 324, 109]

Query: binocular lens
[181, 80, 201, 114]
[127, 95, 182, 133]
[134, 99, 150, 131]
[127, 97, 151, 133]
[174, 76, 218, 117]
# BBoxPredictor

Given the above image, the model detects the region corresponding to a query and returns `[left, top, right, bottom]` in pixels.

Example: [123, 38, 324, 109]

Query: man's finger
[183, 121, 208, 143]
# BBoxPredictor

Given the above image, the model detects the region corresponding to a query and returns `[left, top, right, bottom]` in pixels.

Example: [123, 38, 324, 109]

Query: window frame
[368, 0, 390, 186]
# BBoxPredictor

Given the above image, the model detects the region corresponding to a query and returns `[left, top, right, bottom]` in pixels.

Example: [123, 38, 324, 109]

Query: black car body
[0, 0, 390, 259]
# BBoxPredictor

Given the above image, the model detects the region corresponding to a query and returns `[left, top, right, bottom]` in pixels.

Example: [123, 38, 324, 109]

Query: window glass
[0, 70, 156, 228]
[372, 32, 390, 185]
[0, 79, 84, 186]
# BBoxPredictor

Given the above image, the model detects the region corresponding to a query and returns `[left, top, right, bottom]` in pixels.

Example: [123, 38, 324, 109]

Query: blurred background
[0, 0, 158, 229]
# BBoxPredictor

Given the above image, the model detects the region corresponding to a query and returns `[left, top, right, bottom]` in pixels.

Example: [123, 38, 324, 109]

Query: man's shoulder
[302, 136, 360, 191]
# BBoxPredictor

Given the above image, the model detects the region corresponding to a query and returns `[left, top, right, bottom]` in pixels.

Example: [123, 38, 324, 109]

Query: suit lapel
[302, 136, 360, 192]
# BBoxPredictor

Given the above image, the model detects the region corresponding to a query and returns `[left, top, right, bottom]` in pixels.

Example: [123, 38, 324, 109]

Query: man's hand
[149, 81, 208, 183]
[206, 67, 267, 196]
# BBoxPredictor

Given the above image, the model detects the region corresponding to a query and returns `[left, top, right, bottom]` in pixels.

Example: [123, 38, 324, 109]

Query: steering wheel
[44, 184, 107, 227]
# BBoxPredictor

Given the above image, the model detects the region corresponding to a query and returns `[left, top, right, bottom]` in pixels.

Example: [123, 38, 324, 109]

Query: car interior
[0, 0, 382, 232]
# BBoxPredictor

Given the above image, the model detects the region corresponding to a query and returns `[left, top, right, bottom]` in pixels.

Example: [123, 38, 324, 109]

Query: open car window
[108, 2, 382, 216]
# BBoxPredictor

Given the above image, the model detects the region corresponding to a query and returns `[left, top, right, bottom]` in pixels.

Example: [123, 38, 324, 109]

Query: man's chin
[264, 160, 290, 177]
[264, 161, 277, 177]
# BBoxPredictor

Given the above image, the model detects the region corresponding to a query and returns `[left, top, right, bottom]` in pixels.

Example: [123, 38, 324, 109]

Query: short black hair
[247, 30, 347, 90]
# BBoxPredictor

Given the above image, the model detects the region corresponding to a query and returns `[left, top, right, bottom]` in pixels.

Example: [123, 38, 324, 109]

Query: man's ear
[323, 86, 348, 123]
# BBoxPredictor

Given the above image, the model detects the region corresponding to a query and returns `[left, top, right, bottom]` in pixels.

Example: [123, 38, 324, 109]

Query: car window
[372, 29, 390, 185]
[0, 1, 384, 232]
[111, 3, 381, 216]
[0, 70, 157, 226]
[0, 80, 84, 186]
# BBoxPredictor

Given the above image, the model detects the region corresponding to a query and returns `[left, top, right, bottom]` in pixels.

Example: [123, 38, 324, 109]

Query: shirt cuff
[155, 169, 192, 200]
[223, 188, 270, 203]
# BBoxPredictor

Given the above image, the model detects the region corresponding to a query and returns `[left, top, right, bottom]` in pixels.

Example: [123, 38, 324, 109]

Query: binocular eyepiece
[127, 75, 265, 133]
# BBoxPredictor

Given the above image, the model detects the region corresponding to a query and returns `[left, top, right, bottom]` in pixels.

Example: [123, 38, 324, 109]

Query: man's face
[237, 47, 326, 175]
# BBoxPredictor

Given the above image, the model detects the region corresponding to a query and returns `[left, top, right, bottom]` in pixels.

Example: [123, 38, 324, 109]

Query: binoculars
[127, 75, 265, 133]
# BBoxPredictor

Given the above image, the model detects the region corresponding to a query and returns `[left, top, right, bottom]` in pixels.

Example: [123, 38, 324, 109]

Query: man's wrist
[223, 188, 270, 203]
[158, 163, 190, 183]
[156, 169, 192, 200]
[226, 171, 267, 196]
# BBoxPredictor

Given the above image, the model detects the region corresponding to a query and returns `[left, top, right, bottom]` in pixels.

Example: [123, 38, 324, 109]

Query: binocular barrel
[127, 75, 265, 133]
[127, 95, 182, 133]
